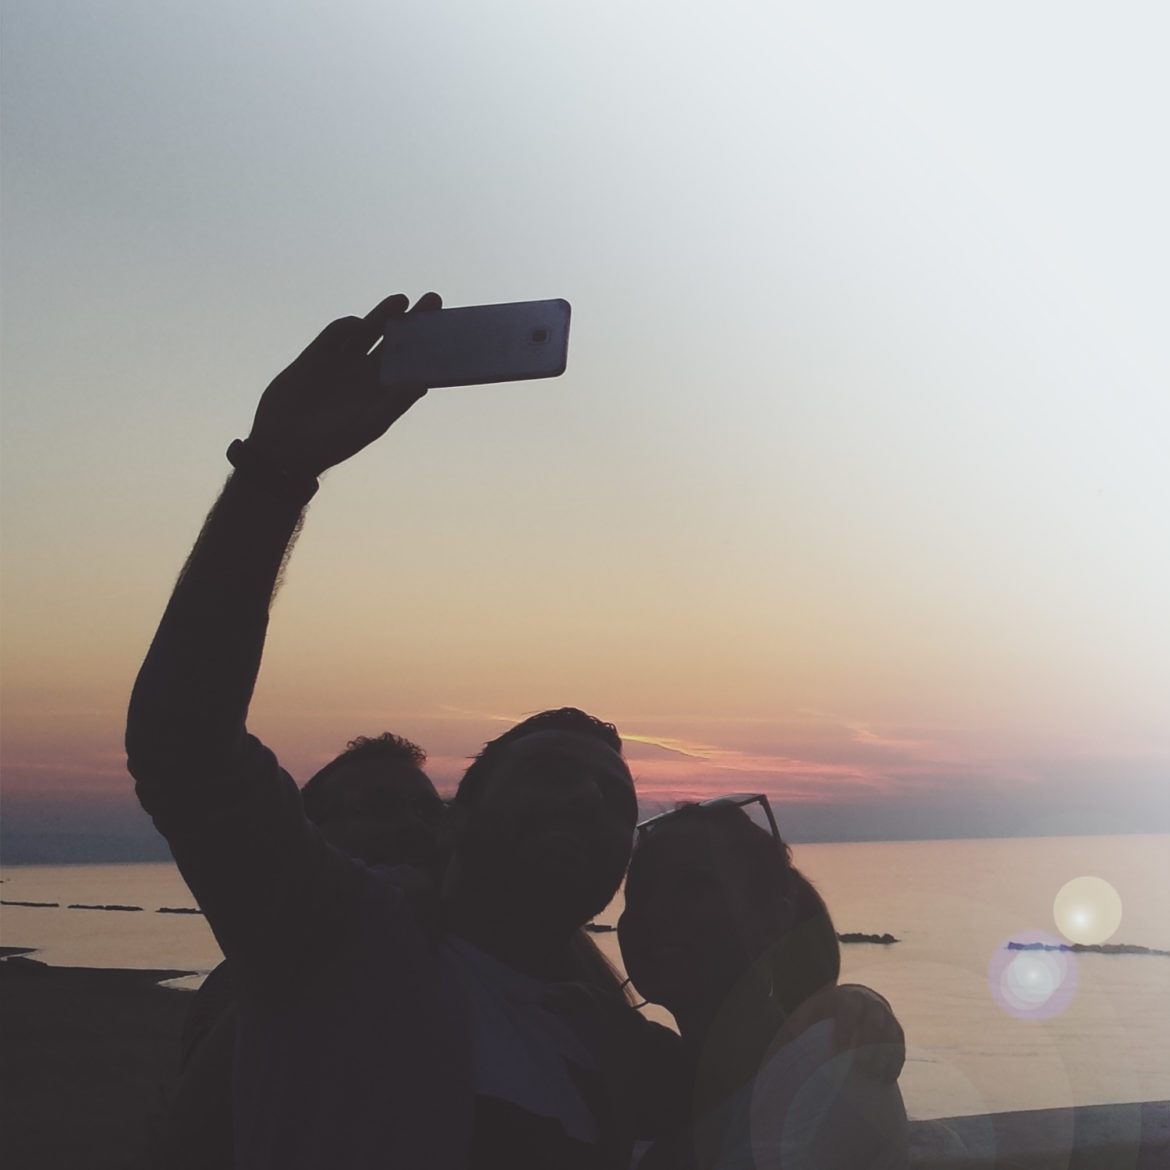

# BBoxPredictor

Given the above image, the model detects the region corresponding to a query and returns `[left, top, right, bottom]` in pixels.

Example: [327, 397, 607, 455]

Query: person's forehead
[632, 819, 732, 876]
[501, 729, 623, 763]
[497, 730, 632, 783]
[329, 756, 432, 798]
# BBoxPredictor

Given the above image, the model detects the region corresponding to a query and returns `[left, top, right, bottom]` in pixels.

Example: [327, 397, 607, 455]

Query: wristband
[226, 439, 319, 507]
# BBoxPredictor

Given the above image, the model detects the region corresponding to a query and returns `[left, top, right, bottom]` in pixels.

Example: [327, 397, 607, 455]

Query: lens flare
[1053, 875, 1122, 945]
[988, 930, 1078, 1021]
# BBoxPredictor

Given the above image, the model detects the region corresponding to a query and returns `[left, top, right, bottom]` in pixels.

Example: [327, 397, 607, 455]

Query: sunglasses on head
[634, 792, 779, 842]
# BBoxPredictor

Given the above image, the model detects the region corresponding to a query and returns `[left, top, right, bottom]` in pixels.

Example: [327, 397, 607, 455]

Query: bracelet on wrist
[226, 439, 319, 507]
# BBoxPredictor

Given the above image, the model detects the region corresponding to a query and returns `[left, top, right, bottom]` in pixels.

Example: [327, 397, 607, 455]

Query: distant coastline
[1008, 939, 1170, 958]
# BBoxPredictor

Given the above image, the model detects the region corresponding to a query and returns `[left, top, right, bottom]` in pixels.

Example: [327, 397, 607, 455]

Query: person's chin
[518, 875, 609, 933]
[525, 837, 618, 896]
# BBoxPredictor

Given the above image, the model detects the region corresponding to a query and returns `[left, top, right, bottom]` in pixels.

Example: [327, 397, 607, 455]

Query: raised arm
[126, 292, 438, 958]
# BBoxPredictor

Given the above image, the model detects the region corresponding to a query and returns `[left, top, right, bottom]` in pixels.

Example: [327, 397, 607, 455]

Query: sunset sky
[2, 1, 1167, 861]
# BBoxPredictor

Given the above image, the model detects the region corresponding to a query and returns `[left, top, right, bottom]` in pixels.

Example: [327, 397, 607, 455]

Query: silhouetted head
[448, 708, 636, 937]
[300, 733, 444, 870]
[618, 803, 839, 1024]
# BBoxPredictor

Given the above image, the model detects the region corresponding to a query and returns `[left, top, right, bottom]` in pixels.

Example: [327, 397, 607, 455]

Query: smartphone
[379, 298, 571, 389]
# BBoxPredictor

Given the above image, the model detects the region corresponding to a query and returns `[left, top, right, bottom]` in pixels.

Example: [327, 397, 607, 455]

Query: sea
[2, 834, 1167, 1122]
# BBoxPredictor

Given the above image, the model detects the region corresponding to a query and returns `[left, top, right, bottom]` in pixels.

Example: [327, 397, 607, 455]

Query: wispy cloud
[845, 722, 940, 754]
[354, 704, 1054, 806]
[618, 729, 891, 803]
[615, 707, 1072, 806]
[433, 704, 537, 727]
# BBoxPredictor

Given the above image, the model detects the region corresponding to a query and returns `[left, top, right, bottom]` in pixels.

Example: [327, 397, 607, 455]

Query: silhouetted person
[127, 295, 901, 1167]
[296, 732, 444, 872]
[619, 802, 908, 1169]
[126, 295, 681, 1168]
[161, 732, 443, 1169]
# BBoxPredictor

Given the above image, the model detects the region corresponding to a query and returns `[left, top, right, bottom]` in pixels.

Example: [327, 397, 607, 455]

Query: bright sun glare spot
[988, 930, 1078, 1021]
[1053, 876, 1123, 946]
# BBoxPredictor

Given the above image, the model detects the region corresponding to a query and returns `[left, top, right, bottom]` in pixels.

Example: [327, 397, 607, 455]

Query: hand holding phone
[246, 292, 441, 479]
[379, 298, 571, 390]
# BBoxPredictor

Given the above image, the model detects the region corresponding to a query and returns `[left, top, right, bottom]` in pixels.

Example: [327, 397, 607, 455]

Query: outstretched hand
[245, 292, 441, 478]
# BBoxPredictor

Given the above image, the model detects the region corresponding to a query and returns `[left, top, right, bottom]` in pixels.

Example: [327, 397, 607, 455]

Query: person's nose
[526, 764, 604, 822]
[630, 882, 678, 936]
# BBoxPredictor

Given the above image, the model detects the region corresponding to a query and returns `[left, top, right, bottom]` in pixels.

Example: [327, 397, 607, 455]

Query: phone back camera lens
[531, 328, 549, 343]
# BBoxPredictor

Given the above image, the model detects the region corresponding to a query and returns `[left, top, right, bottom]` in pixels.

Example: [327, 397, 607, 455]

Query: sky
[2, 0, 1168, 862]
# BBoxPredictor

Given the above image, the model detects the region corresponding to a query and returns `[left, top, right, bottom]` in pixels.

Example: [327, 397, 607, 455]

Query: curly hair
[300, 732, 431, 826]
[340, 732, 427, 768]
[454, 707, 622, 809]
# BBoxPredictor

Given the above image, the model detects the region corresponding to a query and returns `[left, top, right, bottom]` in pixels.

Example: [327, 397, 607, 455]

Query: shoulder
[749, 1019, 908, 1169]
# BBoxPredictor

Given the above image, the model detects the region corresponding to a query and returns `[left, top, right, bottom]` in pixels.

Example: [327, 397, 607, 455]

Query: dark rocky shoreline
[0, 949, 195, 1169]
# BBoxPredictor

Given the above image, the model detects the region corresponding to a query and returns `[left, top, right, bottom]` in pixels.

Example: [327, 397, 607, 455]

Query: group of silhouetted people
[127, 295, 908, 1168]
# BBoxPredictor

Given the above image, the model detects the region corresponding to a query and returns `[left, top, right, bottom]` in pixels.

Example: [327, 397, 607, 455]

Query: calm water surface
[3, 834, 1167, 1120]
